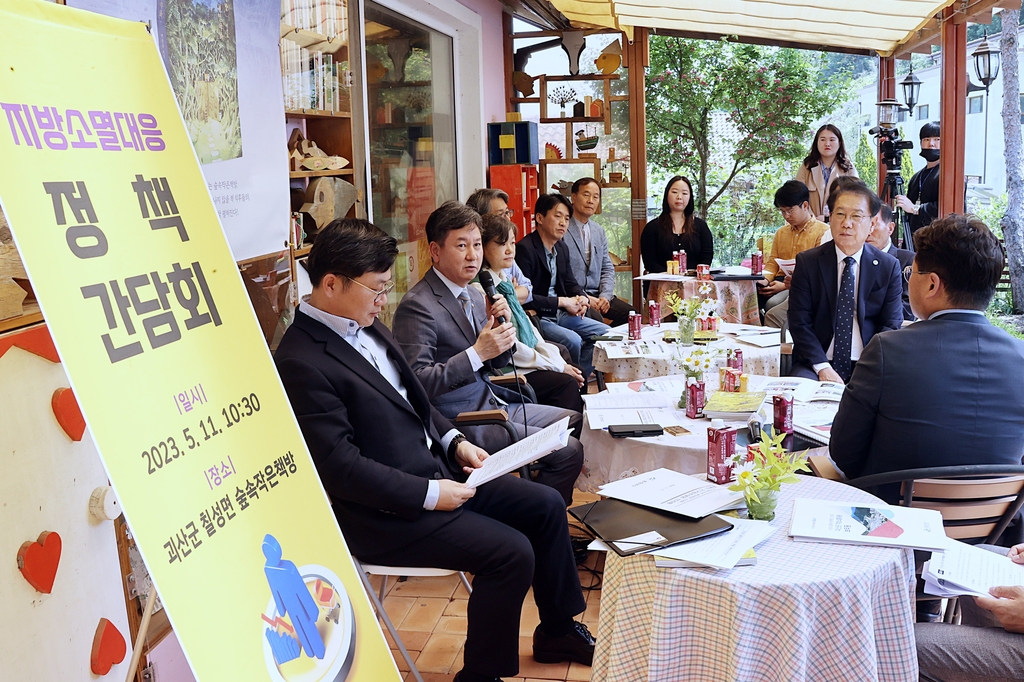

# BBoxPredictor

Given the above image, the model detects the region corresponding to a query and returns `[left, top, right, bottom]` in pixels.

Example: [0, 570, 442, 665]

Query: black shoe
[570, 536, 591, 564]
[453, 671, 504, 682]
[533, 621, 596, 666]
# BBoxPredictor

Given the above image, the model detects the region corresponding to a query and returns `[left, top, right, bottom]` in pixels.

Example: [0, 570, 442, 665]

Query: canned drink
[686, 379, 705, 419]
[666, 260, 677, 275]
[697, 264, 711, 281]
[733, 348, 744, 371]
[751, 251, 763, 276]
[718, 366, 728, 387]
[773, 393, 794, 434]
[725, 368, 742, 392]
[649, 300, 661, 327]
[628, 311, 642, 340]
[677, 251, 688, 272]
[707, 425, 738, 484]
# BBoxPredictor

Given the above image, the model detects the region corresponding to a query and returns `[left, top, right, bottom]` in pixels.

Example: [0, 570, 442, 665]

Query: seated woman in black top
[640, 175, 714, 274]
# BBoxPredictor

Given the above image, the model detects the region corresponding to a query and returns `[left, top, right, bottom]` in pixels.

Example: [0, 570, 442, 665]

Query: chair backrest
[848, 465, 1024, 545]
[808, 455, 842, 481]
[779, 318, 793, 377]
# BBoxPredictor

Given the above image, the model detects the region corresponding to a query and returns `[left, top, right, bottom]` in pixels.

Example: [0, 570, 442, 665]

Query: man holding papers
[276, 219, 593, 682]
[829, 215, 1024, 496]
[918, 543, 1024, 681]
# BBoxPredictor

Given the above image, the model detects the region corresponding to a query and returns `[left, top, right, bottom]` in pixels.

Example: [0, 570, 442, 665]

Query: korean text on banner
[0, 2, 398, 680]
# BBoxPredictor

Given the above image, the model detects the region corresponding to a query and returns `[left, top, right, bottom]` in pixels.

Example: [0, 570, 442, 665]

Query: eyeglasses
[347, 277, 395, 300]
[495, 208, 515, 219]
[831, 210, 870, 224]
[904, 266, 931, 280]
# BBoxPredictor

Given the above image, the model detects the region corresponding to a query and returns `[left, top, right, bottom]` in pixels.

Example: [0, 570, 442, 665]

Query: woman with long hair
[470, 213, 584, 412]
[640, 175, 714, 276]
[795, 124, 858, 220]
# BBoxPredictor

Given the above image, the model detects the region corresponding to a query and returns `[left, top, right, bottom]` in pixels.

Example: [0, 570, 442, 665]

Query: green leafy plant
[664, 285, 716, 321]
[728, 429, 810, 504]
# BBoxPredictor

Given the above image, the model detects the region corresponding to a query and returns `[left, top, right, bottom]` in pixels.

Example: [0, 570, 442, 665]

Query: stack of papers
[650, 516, 775, 569]
[789, 498, 949, 551]
[655, 547, 758, 569]
[702, 391, 768, 419]
[605, 377, 688, 395]
[582, 393, 678, 430]
[734, 330, 782, 348]
[923, 540, 1024, 598]
[464, 417, 570, 488]
[599, 468, 744, 519]
[598, 340, 674, 359]
[792, 402, 839, 445]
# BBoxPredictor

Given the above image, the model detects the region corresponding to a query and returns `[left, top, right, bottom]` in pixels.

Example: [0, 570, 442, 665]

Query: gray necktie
[458, 290, 476, 334]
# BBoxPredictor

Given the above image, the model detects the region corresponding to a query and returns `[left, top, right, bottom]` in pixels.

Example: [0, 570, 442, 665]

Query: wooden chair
[779, 318, 793, 377]
[807, 455, 842, 481]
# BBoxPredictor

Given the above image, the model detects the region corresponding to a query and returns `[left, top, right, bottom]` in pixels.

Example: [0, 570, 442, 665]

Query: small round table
[591, 476, 918, 682]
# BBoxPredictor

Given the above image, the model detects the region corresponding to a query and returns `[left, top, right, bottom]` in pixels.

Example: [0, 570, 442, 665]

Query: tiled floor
[367, 492, 604, 682]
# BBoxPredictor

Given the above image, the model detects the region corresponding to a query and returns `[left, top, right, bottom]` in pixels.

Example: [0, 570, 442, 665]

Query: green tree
[646, 36, 850, 218]
[854, 132, 877, 191]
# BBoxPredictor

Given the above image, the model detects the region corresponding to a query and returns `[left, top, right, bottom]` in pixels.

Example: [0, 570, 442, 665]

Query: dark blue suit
[830, 313, 1024, 501]
[787, 241, 904, 377]
[886, 242, 916, 321]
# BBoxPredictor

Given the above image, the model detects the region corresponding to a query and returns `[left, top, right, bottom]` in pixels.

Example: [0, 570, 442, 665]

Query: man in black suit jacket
[830, 214, 1024, 493]
[515, 193, 610, 379]
[868, 203, 915, 322]
[788, 183, 904, 383]
[275, 219, 593, 682]
[393, 202, 584, 507]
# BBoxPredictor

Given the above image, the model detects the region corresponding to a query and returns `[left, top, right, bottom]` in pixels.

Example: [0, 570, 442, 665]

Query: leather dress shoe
[533, 621, 596, 665]
[453, 671, 504, 682]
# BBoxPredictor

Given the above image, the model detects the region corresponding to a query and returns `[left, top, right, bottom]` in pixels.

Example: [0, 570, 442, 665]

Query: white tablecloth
[648, 277, 760, 325]
[591, 476, 918, 682]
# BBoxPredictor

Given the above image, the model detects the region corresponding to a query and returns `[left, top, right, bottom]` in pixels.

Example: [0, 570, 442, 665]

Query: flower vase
[678, 317, 696, 345]
[745, 489, 780, 522]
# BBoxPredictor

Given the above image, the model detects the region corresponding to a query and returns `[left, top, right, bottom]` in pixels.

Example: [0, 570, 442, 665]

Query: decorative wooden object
[17, 530, 62, 594]
[90, 618, 127, 675]
[0, 244, 29, 321]
[52, 386, 86, 441]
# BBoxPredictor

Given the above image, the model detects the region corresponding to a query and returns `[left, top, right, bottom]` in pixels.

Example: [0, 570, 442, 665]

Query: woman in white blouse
[472, 213, 584, 412]
[795, 124, 859, 221]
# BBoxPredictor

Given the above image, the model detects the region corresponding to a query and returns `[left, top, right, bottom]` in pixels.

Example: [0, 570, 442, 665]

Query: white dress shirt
[299, 299, 460, 511]
[432, 267, 484, 371]
[813, 245, 865, 374]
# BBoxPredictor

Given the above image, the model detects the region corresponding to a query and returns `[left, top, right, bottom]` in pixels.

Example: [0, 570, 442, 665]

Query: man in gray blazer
[393, 201, 584, 506]
[565, 177, 635, 326]
[829, 213, 1024, 498]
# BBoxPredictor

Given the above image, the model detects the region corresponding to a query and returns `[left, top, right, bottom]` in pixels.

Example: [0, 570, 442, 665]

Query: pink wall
[453, 0, 507, 124]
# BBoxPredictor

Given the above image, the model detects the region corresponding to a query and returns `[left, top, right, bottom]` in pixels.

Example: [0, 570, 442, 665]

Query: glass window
[917, 104, 929, 120]
[365, 3, 457, 325]
[969, 96, 984, 114]
[896, 109, 907, 123]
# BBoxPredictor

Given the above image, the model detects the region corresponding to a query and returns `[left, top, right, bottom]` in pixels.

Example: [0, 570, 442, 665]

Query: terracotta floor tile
[389, 648, 413, 672]
[412, 673, 457, 682]
[566, 662, 593, 680]
[385, 629, 431, 651]
[519, 635, 534, 656]
[382, 595, 416, 626]
[581, 599, 601, 625]
[399, 597, 450, 632]
[443, 599, 468, 617]
[516, 654, 570, 680]
[390, 574, 461, 598]
[436, 615, 468, 634]
[415, 633, 465, 673]
[519, 601, 541, 637]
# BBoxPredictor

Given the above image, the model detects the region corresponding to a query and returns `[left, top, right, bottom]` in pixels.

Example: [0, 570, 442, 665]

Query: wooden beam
[940, 6, 967, 216]
[503, 10, 515, 115]
[894, 0, 1021, 60]
[626, 28, 648, 311]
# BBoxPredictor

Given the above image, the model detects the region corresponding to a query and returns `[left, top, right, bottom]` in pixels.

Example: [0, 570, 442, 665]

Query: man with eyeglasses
[787, 183, 904, 383]
[275, 218, 593, 682]
[866, 203, 915, 322]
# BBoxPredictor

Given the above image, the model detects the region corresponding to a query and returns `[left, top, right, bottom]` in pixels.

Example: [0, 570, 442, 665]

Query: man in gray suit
[829, 213, 1024, 497]
[393, 201, 584, 506]
[565, 177, 635, 326]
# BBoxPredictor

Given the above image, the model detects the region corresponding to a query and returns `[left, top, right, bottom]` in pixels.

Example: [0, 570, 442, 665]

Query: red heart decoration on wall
[51, 387, 86, 441]
[17, 531, 61, 593]
[90, 618, 127, 675]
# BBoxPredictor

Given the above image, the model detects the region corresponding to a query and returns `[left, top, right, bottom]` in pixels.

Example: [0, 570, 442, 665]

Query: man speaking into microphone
[393, 201, 584, 506]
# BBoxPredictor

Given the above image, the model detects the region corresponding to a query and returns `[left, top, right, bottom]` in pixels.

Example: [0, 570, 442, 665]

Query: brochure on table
[923, 540, 1024, 598]
[649, 516, 775, 570]
[599, 468, 744, 520]
[789, 498, 949, 551]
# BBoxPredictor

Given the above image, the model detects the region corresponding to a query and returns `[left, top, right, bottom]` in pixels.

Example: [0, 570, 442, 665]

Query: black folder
[569, 499, 733, 557]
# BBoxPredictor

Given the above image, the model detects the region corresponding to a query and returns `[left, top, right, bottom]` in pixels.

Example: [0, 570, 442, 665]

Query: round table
[591, 476, 918, 682]
[648, 277, 760, 325]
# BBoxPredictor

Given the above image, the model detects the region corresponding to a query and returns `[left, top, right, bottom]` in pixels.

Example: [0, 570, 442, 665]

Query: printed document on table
[605, 377, 689, 395]
[599, 340, 674, 359]
[774, 258, 796, 276]
[789, 498, 950, 551]
[586, 407, 679, 430]
[598, 468, 744, 519]
[583, 393, 674, 410]
[923, 540, 1024, 598]
[649, 516, 774, 569]
[464, 417, 570, 488]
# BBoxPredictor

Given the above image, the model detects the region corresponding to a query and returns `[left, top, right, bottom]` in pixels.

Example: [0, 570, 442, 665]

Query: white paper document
[923, 540, 1024, 598]
[789, 498, 950, 551]
[464, 417, 570, 488]
[586, 407, 679, 431]
[611, 530, 669, 554]
[635, 273, 690, 282]
[598, 468, 744, 519]
[649, 516, 774, 569]
[582, 393, 674, 410]
[735, 333, 782, 348]
[720, 322, 770, 335]
[598, 340, 674, 359]
[605, 378, 689, 395]
[774, 258, 796, 276]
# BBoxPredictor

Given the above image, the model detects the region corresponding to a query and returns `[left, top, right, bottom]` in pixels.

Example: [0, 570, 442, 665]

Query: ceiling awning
[544, 0, 960, 56]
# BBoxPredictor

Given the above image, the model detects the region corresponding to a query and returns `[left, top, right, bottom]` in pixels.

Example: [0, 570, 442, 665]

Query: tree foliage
[854, 132, 877, 189]
[646, 37, 851, 219]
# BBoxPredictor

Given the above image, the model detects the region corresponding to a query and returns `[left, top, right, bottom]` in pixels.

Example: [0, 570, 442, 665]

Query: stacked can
[750, 251, 764, 276]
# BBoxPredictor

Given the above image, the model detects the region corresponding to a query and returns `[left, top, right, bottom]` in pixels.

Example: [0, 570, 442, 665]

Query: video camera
[868, 125, 914, 171]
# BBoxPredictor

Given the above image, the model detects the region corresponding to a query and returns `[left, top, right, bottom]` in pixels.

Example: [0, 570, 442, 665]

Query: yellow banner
[0, 2, 398, 680]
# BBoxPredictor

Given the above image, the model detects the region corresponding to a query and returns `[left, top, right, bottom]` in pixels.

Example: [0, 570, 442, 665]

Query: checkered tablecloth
[591, 477, 918, 682]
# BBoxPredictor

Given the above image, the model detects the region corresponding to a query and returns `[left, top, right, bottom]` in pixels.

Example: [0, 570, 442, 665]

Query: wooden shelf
[601, 181, 631, 188]
[293, 245, 313, 258]
[286, 109, 352, 118]
[289, 168, 354, 178]
[614, 263, 633, 272]
[280, 23, 348, 54]
[544, 74, 620, 82]
[539, 116, 604, 124]
[0, 301, 42, 334]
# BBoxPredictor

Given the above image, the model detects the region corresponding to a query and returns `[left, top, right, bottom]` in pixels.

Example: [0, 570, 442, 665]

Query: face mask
[920, 148, 940, 163]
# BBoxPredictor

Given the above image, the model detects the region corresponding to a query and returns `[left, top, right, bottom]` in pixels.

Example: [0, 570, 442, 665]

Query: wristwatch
[448, 434, 468, 459]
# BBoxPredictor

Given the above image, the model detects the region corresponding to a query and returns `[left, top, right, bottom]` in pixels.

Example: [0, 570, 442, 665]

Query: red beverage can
[773, 393, 794, 434]
[649, 300, 661, 327]
[677, 251, 688, 272]
[628, 312, 642, 340]
[707, 425, 738, 484]
[751, 251, 763, 276]
[731, 349, 744, 371]
[686, 380, 705, 419]
[697, 264, 711, 281]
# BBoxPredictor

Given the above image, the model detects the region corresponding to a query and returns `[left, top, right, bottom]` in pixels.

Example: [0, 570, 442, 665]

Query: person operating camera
[895, 121, 940, 243]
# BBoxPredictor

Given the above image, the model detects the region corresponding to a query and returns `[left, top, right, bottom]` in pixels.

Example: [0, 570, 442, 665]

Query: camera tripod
[879, 169, 913, 253]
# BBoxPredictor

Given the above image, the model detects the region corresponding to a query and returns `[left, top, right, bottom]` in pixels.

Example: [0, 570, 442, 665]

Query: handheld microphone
[477, 271, 506, 324]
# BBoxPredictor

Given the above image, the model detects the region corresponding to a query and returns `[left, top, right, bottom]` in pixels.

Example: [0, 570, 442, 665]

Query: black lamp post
[972, 34, 1001, 184]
